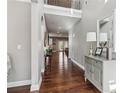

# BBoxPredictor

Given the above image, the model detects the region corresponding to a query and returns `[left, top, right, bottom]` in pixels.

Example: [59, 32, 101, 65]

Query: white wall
[7, 0, 31, 84]
[69, 0, 115, 67]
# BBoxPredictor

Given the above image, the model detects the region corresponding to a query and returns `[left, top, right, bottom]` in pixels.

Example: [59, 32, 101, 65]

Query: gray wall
[7, 1, 31, 82]
[69, 0, 115, 67]
[7, 0, 47, 91]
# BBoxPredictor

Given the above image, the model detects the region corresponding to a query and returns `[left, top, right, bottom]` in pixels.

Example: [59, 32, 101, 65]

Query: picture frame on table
[95, 47, 103, 56]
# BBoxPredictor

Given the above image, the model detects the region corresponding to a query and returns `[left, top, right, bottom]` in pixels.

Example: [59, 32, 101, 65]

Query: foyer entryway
[7, 51, 101, 93]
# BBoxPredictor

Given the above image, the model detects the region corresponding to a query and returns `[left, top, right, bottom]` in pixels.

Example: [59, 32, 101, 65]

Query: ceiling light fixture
[105, 0, 108, 3]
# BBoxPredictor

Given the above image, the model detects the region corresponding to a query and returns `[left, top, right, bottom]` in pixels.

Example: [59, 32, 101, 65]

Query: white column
[31, 2, 39, 91]
[31, 0, 44, 91]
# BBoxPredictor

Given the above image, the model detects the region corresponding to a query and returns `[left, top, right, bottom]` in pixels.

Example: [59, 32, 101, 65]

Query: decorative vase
[107, 48, 112, 60]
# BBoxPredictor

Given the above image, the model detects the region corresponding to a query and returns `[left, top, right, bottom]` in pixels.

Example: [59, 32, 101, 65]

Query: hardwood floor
[7, 52, 100, 93]
[39, 52, 100, 93]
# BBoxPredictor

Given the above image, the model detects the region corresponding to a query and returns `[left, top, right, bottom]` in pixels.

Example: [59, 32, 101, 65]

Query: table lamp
[86, 32, 96, 55]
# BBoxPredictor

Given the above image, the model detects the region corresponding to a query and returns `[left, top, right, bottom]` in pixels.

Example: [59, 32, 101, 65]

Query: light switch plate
[17, 44, 22, 50]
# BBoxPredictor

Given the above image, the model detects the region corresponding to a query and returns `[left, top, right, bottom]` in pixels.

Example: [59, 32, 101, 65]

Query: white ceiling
[45, 14, 81, 34]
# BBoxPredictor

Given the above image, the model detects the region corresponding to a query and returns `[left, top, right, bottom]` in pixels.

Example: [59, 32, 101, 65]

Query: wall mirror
[97, 13, 116, 53]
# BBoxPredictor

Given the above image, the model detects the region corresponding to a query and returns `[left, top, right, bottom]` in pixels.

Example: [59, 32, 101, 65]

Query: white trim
[16, 0, 31, 3]
[7, 80, 31, 88]
[44, 4, 82, 18]
[41, 68, 45, 73]
[30, 76, 42, 91]
[71, 58, 85, 70]
[38, 76, 42, 88]
[30, 84, 39, 91]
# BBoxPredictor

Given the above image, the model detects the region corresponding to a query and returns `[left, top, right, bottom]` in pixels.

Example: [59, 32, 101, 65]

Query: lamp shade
[86, 32, 96, 42]
[100, 33, 107, 41]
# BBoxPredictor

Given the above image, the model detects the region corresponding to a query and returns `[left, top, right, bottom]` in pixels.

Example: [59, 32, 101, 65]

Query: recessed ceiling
[45, 14, 81, 34]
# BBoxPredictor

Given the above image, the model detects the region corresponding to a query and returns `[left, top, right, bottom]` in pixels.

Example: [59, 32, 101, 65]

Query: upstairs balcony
[44, 0, 82, 18]
[44, 0, 82, 10]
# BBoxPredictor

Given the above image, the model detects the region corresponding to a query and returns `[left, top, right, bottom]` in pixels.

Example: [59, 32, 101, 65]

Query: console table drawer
[85, 57, 92, 63]
[93, 61, 102, 68]
[85, 57, 102, 68]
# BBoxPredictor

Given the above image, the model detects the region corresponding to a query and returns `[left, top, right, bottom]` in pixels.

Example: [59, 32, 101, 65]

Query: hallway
[40, 52, 100, 93]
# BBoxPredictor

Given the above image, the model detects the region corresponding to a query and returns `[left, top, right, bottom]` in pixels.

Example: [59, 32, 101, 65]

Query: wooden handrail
[47, 0, 71, 8]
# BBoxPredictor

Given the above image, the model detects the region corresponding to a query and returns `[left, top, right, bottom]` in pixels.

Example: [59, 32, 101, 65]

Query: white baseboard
[7, 80, 31, 88]
[30, 76, 42, 91]
[41, 68, 45, 73]
[38, 76, 42, 89]
[30, 84, 39, 92]
[71, 58, 85, 70]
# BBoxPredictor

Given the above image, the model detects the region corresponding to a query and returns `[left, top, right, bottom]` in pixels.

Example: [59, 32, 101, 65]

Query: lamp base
[89, 49, 93, 56]
[89, 44, 93, 56]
